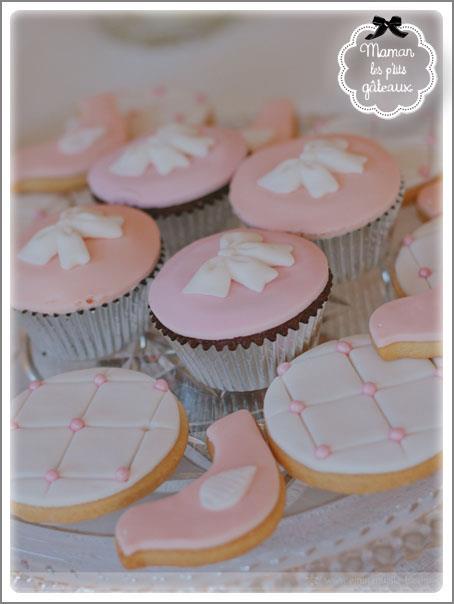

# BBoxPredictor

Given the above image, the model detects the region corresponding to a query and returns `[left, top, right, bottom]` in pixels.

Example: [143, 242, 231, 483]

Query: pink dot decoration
[315, 445, 332, 459]
[154, 379, 169, 392]
[289, 400, 306, 414]
[388, 427, 406, 443]
[418, 267, 432, 279]
[94, 373, 107, 387]
[362, 382, 377, 396]
[115, 466, 130, 482]
[45, 469, 60, 483]
[69, 418, 85, 432]
[336, 341, 352, 355]
[29, 380, 43, 391]
[11, 420, 19, 430]
[402, 234, 414, 247]
[277, 362, 291, 376]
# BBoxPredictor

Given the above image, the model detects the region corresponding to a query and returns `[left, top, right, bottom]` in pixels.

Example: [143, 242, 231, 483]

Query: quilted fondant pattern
[394, 217, 441, 295]
[264, 335, 442, 474]
[11, 368, 180, 507]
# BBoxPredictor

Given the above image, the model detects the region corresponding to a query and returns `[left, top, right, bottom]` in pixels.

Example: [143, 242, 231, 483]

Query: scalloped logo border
[338, 23, 437, 120]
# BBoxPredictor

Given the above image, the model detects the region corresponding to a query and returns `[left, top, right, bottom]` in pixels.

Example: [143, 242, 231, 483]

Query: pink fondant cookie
[264, 335, 442, 494]
[11, 368, 188, 524]
[115, 84, 214, 138]
[12, 204, 162, 361]
[393, 217, 441, 297]
[148, 228, 331, 391]
[240, 98, 297, 153]
[14, 93, 128, 194]
[416, 179, 442, 221]
[369, 288, 442, 361]
[115, 410, 285, 568]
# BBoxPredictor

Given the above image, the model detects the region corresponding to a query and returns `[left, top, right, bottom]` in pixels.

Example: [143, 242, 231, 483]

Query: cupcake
[88, 124, 247, 256]
[13, 93, 128, 194]
[13, 204, 162, 361]
[148, 228, 332, 392]
[230, 134, 403, 282]
[416, 179, 442, 221]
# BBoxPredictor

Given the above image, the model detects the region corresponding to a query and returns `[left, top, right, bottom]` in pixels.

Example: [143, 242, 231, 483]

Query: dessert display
[148, 228, 332, 391]
[13, 94, 128, 194]
[88, 124, 247, 256]
[11, 368, 188, 523]
[116, 410, 285, 568]
[416, 179, 443, 221]
[369, 288, 442, 361]
[393, 217, 441, 297]
[229, 134, 403, 282]
[13, 204, 162, 360]
[264, 335, 442, 494]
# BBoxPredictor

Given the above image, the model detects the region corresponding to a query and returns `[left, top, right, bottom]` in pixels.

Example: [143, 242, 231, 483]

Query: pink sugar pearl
[115, 466, 130, 482]
[11, 420, 19, 430]
[402, 234, 414, 246]
[94, 373, 107, 387]
[29, 380, 43, 391]
[289, 400, 306, 414]
[362, 382, 377, 396]
[315, 445, 332, 459]
[69, 418, 85, 432]
[336, 341, 352, 355]
[418, 267, 432, 279]
[154, 379, 169, 392]
[45, 469, 60, 483]
[388, 427, 406, 443]
[277, 362, 291, 376]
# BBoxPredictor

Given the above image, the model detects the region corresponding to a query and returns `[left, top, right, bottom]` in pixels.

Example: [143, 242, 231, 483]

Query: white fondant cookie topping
[258, 138, 367, 198]
[58, 126, 105, 155]
[110, 123, 214, 177]
[17, 208, 124, 270]
[11, 369, 180, 507]
[264, 335, 441, 475]
[199, 465, 257, 511]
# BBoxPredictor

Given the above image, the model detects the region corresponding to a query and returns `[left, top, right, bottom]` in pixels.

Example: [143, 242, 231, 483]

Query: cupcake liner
[16, 250, 165, 362]
[153, 192, 239, 257]
[156, 302, 326, 392]
[314, 181, 404, 283]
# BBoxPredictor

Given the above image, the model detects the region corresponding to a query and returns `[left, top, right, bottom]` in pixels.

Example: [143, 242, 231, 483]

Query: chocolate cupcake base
[151, 274, 332, 392]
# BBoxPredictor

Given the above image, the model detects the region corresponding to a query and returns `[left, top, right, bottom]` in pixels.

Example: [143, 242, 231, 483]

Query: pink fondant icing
[416, 180, 442, 220]
[88, 126, 247, 209]
[115, 410, 281, 554]
[229, 134, 401, 239]
[13, 204, 161, 314]
[14, 94, 128, 182]
[148, 228, 329, 340]
[369, 288, 442, 348]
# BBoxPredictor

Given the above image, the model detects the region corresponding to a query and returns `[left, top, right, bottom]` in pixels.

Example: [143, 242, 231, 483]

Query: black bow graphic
[365, 16, 408, 40]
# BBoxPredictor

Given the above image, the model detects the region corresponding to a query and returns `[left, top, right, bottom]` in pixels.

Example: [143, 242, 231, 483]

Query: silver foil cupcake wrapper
[314, 181, 404, 283]
[155, 192, 239, 257]
[16, 250, 165, 362]
[159, 302, 326, 392]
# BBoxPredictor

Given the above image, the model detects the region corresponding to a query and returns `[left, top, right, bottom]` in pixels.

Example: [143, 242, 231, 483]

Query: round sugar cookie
[264, 335, 442, 494]
[11, 368, 188, 524]
[393, 217, 442, 297]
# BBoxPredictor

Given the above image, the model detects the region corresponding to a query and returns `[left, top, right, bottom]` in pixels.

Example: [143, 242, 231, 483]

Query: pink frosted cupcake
[230, 134, 403, 282]
[13, 204, 162, 361]
[88, 124, 247, 256]
[416, 179, 442, 221]
[148, 228, 331, 391]
[13, 93, 128, 194]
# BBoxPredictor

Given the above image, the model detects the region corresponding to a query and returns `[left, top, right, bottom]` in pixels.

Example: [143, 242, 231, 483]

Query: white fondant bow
[183, 232, 294, 298]
[58, 126, 105, 155]
[109, 123, 214, 177]
[18, 208, 124, 270]
[241, 127, 275, 151]
[258, 138, 367, 198]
